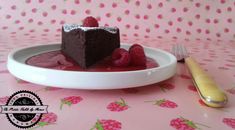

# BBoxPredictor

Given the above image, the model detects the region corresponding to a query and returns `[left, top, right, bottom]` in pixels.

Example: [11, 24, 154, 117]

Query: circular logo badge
[1, 90, 48, 129]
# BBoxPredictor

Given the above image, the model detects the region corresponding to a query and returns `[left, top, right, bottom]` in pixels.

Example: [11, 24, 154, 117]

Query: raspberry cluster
[111, 44, 147, 67]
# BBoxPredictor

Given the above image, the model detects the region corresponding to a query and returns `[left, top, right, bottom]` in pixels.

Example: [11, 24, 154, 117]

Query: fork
[172, 44, 228, 108]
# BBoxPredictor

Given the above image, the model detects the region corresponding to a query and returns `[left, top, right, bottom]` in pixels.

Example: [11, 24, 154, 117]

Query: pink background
[0, 0, 235, 43]
[0, 0, 235, 130]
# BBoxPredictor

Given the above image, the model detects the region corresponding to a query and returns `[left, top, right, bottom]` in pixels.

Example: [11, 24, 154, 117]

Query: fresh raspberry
[112, 48, 130, 67]
[129, 44, 142, 50]
[129, 44, 146, 66]
[83, 16, 99, 27]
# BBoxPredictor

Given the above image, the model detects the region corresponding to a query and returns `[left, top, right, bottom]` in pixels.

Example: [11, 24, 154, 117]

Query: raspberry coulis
[26, 50, 159, 72]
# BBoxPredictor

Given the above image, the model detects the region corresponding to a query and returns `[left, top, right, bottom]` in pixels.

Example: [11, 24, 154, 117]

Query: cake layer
[61, 26, 120, 68]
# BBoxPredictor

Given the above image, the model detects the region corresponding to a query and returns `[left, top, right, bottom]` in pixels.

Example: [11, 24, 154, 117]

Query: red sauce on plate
[26, 50, 159, 72]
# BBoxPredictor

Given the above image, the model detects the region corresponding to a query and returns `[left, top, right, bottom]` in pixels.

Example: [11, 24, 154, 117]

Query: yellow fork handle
[185, 57, 228, 107]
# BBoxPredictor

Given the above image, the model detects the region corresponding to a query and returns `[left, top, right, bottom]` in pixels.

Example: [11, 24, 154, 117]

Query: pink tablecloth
[0, 0, 235, 130]
[0, 39, 235, 130]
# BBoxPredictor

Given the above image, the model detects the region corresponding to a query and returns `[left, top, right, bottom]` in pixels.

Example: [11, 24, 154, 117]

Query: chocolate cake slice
[61, 24, 120, 68]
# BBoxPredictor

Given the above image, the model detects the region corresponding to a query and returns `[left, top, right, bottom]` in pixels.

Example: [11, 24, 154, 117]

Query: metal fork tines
[172, 44, 189, 62]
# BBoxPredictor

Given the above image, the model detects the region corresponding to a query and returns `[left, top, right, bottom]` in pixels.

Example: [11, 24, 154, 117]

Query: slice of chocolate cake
[61, 22, 120, 68]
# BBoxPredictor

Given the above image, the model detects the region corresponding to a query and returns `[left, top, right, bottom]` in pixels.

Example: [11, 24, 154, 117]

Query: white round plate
[7, 43, 176, 89]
